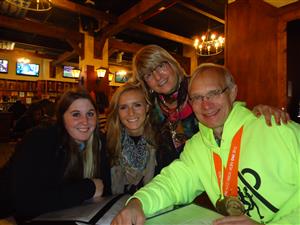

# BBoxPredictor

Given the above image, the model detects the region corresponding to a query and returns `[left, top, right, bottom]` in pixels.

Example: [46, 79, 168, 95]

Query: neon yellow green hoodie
[132, 102, 300, 224]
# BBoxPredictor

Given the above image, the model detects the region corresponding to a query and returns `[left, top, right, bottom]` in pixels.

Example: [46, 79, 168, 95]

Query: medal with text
[213, 126, 245, 216]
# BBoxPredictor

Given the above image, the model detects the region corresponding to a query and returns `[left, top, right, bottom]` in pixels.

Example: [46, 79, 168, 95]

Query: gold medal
[216, 196, 245, 216]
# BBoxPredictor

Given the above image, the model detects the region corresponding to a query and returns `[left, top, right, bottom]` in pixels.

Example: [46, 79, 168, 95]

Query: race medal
[213, 126, 245, 216]
[216, 197, 228, 216]
[216, 196, 245, 216]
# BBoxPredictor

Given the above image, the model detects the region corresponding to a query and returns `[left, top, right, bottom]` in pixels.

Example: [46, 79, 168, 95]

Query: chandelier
[193, 29, 225, 56]
[4, 0, 52, 12]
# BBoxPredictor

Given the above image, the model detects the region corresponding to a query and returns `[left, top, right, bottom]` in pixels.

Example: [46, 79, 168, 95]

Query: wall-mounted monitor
[115, 71, 129, 83]
[63, 65, 75, 78]
[0, 59, 8, 73]
[16, 62, 39, 76]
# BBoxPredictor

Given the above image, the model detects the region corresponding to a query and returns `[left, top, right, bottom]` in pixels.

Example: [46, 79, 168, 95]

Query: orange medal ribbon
[213, 126, 244, 197]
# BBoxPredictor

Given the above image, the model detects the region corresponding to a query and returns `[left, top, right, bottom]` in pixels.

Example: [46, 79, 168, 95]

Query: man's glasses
[143, 62, 168, 81]
[189, 87, 229, 104]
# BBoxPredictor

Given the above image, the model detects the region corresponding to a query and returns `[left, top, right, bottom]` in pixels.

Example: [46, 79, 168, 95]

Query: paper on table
[145, 204, 223, 225]
[31, 194, 128, 223]
[96, 194, 131, 225]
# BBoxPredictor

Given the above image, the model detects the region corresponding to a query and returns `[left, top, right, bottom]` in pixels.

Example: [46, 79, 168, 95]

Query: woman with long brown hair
[4, 87, 111, 222]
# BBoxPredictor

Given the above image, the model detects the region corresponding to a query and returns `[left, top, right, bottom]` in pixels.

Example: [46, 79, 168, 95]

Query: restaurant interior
[0, 0, 300, 222]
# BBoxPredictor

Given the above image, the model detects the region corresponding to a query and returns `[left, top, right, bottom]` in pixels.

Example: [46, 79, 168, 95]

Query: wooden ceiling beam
[51, 0, 117, 23]
[130, 22, 194, 46]
[94, 0, 165, 59]
[0, 49, 57, 60]
[0, 14, 83, 64]
[138, 0, 179, 22]
[179, 1, 225, 24]
[52, 50, 77, 66]
[0, 14, 82, 43]
[108, 39, 143, 53]
[66, 38, 84, 60]
[109, 0, 166, 36]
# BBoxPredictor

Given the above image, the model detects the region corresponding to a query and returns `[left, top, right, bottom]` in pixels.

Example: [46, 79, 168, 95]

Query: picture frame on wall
[115, 71, 130, 83]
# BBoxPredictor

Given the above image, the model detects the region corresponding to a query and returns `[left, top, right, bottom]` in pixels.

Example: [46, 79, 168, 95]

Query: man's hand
[110, 198, 145, 225]
[213, 215, 264, 225]
[252, 104, 290, 126]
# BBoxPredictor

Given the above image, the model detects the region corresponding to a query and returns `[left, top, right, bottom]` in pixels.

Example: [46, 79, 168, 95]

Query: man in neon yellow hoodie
[111, 63, 300, 225]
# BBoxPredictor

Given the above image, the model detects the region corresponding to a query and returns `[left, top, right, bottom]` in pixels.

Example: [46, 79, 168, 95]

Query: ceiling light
[4, 0, 52, 12]
[193, 29, 225, 57]
[17, 57, 30, 63]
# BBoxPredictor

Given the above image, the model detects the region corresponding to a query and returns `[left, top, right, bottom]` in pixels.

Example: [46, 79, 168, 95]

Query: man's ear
[229, 84, 238, 103]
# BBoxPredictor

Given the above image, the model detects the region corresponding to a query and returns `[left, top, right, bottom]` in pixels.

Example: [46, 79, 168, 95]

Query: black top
[1, 124, 111, 222]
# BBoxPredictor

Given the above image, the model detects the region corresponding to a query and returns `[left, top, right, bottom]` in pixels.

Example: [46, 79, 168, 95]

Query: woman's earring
[149, 89, 154, 94]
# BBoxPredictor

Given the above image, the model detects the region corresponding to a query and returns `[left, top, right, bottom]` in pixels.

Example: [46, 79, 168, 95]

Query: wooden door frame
[277, 7, 300, 108]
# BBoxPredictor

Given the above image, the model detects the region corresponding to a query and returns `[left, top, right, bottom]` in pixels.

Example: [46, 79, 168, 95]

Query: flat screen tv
[0, 59, 8, 73]
[63, 65, 75, 78]
[16, 62, 39, 76]
[115, 72, 129, 83]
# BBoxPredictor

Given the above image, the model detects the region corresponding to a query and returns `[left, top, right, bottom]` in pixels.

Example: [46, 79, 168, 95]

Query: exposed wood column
[79, 32, 109, 98]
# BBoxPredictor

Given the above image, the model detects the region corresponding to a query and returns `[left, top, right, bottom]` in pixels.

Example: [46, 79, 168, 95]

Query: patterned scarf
[121, 128, 149, 171]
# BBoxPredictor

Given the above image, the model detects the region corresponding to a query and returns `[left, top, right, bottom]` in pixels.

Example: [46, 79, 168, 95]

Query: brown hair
[56, 87, 101, 179]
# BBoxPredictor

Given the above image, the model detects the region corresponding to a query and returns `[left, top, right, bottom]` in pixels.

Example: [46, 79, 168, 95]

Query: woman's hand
[252, 105, 290, 126]
[92, 179, 104, 198]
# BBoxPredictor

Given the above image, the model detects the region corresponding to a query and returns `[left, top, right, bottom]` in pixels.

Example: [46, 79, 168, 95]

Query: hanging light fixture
[4, 0, 52, 12]
[193, 29, 225, 57]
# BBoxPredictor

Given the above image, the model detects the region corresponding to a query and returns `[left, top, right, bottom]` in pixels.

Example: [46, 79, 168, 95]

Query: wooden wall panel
[226, 0, 279, 108]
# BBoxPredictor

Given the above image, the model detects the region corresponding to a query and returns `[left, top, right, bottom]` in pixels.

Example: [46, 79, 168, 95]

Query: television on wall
[0, 59, 8, 73]
[16, 62, 39, 76]
[115, 71, 129, 83]
[63, 65, 75, 78]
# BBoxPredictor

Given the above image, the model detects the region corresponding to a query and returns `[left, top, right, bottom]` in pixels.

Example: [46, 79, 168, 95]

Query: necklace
[159, 95, 187, 150]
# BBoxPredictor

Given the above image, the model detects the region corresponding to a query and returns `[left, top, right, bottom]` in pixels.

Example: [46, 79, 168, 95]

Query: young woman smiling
[106, 82, 157, 194]
[3, 88, 111, 222]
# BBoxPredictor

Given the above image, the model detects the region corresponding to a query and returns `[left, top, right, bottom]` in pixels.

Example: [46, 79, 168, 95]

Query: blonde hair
[131, 45, 187, 99]
[83, 133, 95, 178]
[106, 82, 155, 166]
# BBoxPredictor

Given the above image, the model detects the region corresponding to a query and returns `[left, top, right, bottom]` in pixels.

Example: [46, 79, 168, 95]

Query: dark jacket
[1, 124, 111, 222]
